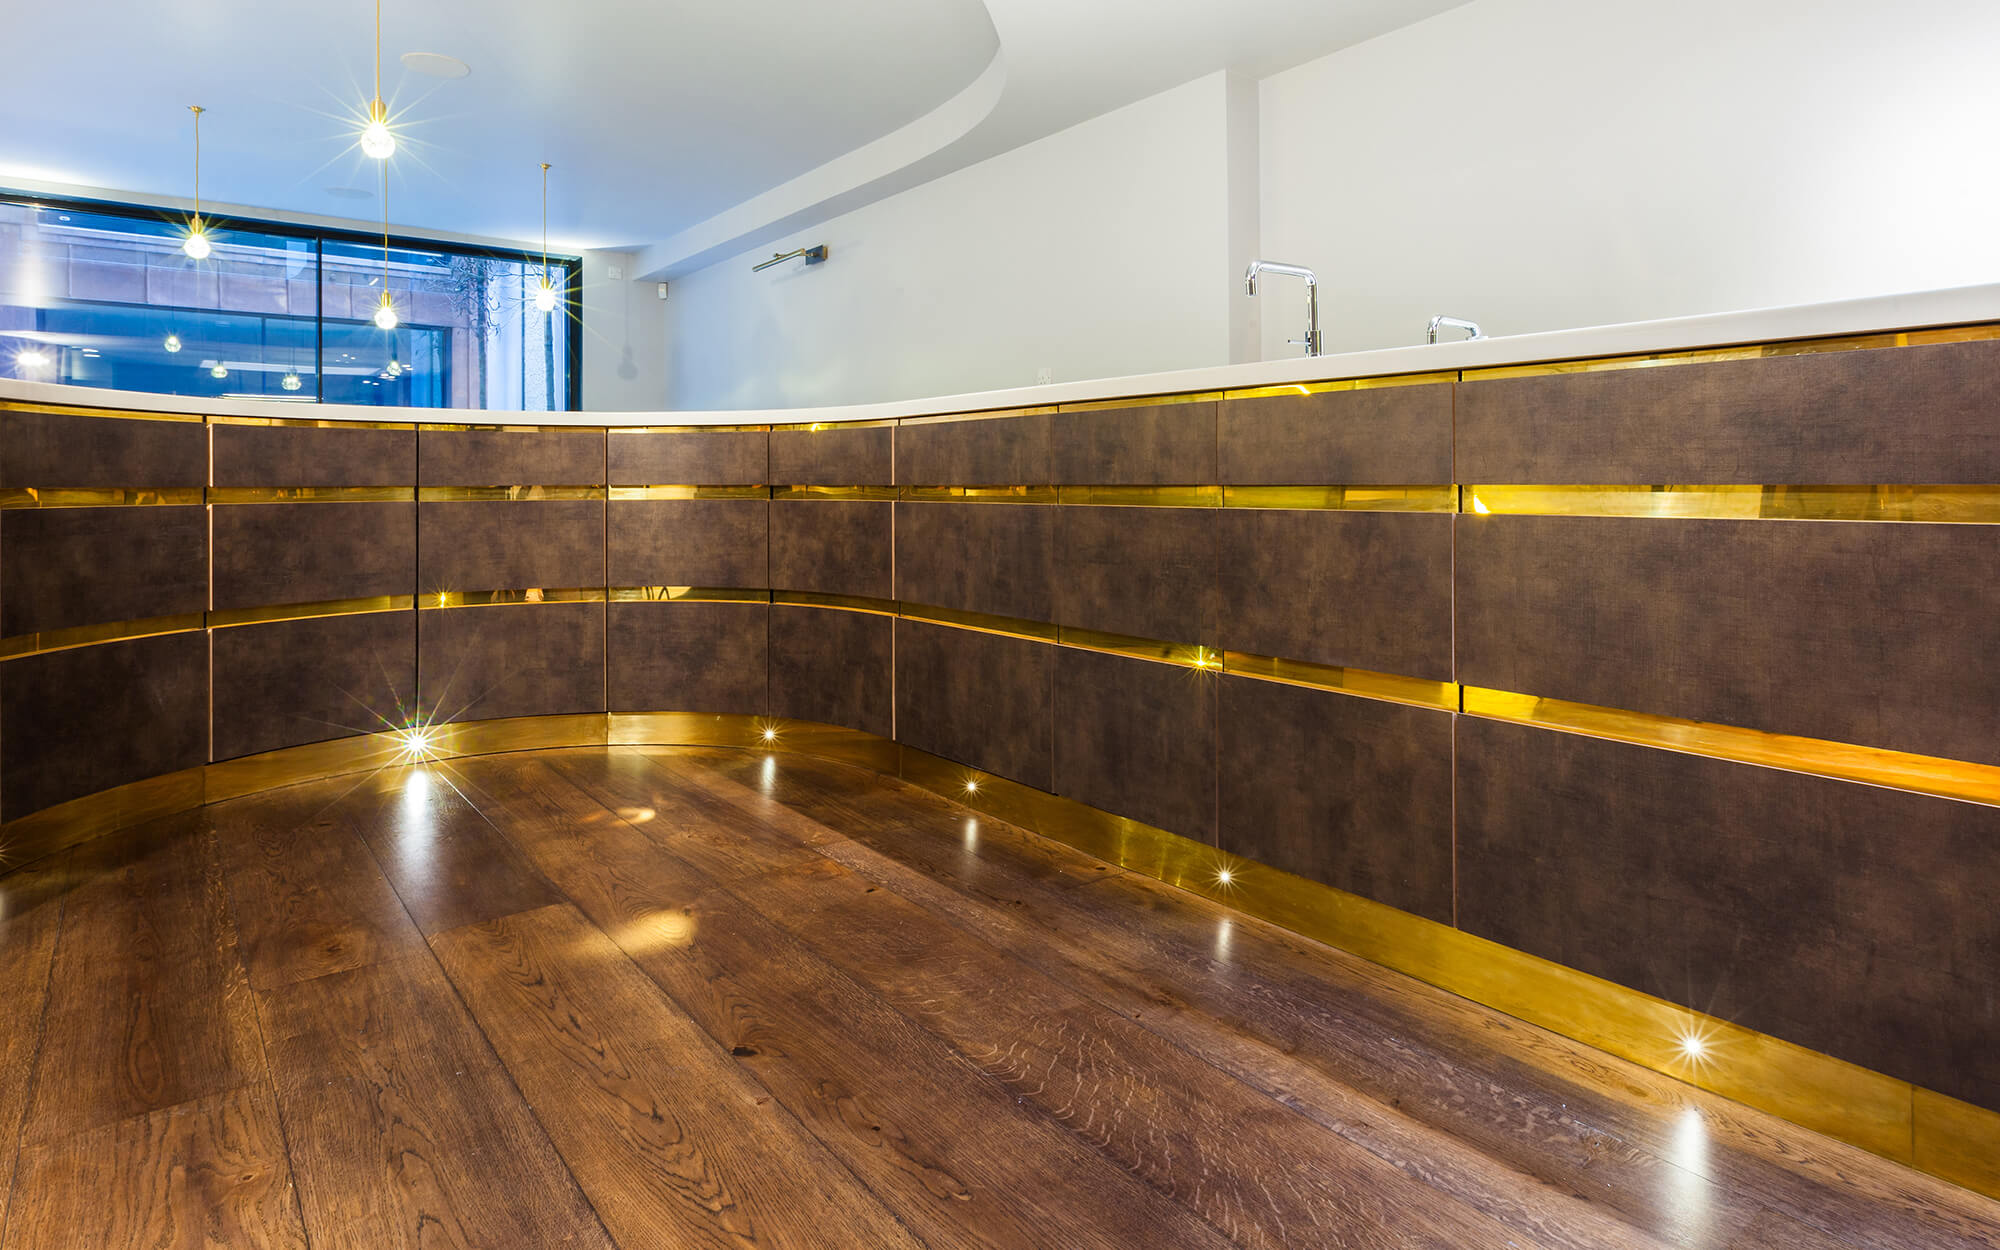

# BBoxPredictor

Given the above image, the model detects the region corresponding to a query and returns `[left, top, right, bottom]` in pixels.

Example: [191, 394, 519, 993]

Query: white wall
[580, 250, 668, 411]
[663, 74, 1235, 409]
[1258, 0, 2000, 356]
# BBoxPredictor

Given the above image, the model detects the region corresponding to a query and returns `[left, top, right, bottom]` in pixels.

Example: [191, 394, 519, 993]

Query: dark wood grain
[256, 952, 615, 1250]
[434, 902, 925, 1249]
[3, 1085, 308, 1250]
[0, 858, 68, 1227]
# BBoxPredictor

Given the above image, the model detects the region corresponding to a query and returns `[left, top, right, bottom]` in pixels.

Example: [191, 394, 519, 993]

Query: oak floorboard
[565, 753, 1554, 1250]
[455, 752, 1243, 1250]
[678, 750, 2000, 1250]
[22, 816, 264, 1144]
[0, 859, 69, 1234]
[433, 901, 925, 1250]
[255, 951, 615, 1250]
[207, 782, 429, 990]
[2, 1085, 307, 1250]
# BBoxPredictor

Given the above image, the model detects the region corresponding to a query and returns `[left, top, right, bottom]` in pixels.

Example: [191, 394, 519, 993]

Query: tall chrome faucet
[1244, 260, 1321, 356]
[1427, 315, 1484, 344]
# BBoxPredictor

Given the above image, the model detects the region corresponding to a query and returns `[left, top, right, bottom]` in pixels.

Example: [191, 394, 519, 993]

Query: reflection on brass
[1464, 483, 2000, 524]
[1463, 687, 2000, 807]
[609, 586, 771, 604]
[1222, 485, 1457, 513]
[418, 588, 607, 610]
[898, 486, 1058, 504]
[899, 601, 1058, 642]
[1057, 391, 1223, 413]
[608, 423, 770, 435]
[208, 486, 416, 505]
[1056, 626, 1220, 671]
[0, 767, 204, 870]
[0, 487, 205, 509]
[899, 405, 1057, 426]
[1056, 485, 1222, 508]
[1222, 371, 1456, 400]
[772, 590, 899, 616]
[607, 485, 768, 501]
[771, 485, 898, 501]
[0, 400, 203, 423]
[210, 414, 415, 431]
[0, 613, 207, 661]
[205, 732, 409, 803]
[1914, 1088, 2000, 1198]
[432, 713, 609, 758]
[776, 417, 897, 431]
[208, 595, 413, 630]
[1462, 322, 2000, 381]
[896, 742, 1917, 1167]
[611, 714, 900, 773]
[416, 485, 606, 502]
[1224, 651, 1458, 711]
[416, 422, 580, 434]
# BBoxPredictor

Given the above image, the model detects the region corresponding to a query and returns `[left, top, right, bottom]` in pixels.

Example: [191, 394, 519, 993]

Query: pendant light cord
[189, 105, 203, 227]
[541, 162, 551, 278]
[375, 0, 383, 104]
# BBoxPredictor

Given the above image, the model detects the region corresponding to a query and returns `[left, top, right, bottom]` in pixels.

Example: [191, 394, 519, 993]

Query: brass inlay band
[1056, 626, 1219, 670]
[416, 422, 585, 434]
[1057, 485, 1222, 508]
[776, 417, 898, 431]
[0, 487, 205, 509]
[608, 485, 768, 501]
[1463, 322, 2000, 381]
[1463, 687, 2000, 808]
[208, 595, 413, 629]
[0, 400, 203, 423]
[899, 405, 1057, 426]
[1914, 1088, 2000, 1198]
[1223, 371, 1456, 400]
[771, 485, 898, 501]
[609, 586, 770, 604]
[898, 601, 1058, 643]
[1223, 652, 1459, 711]
[898, 486, 1057, 504]
[210, 415, 416, 431]
[1465, 484, 2000, 523]
[1223, 485, 1457, 513]
[1058, 391, 1223, 413]
[418, 588, 607, 610]
[607, 424, 770, 434]
[417, 485, 606, 502]
[0, 613, 207, 661]
[772, 590, 900, 616]
[209, 486, 416, 505]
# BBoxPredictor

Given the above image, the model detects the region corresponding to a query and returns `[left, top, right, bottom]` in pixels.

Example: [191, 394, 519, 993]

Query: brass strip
[0, 400, 203, 423]
[1463, 322, 2000, 381]
[204, 732, 411, 804]
[774, 417, 898, 431]
[608, 586, 770, 604]
[898, 601, 1058, 643]
[898, 405, 1057, 426]
[417, 485, 606, 502]
[0, 613, 207, 661]
[1058, 391, 1223, 413]
[416, 422, 583, 433]
[608, 485, 768, 501]
[1056, 626, 1220, 671]
[1463, 687, 2000, 808]
[208, 486, 415, 505]
[1914, 1088, 2000, 1198]
[1465, 484, 2000, 523]
[607, 424, 770, 434]
[1057, 485, 1222, 508]
[1222, 485, 1457, 513]
[418, 588, 607, 610]
[771, 486, 898, 501]
[611, 714, 901, 773]
[771, 590, 900, 616]
[210, 415, 416, 431]
[898, 486, 1057, 504]
[0, 767, 206, 870]
[0, 487, 205, 509]
[208, 595, 413, 629]
[1223, 652, 1459, 711]
[1223, 371, 1457, 400]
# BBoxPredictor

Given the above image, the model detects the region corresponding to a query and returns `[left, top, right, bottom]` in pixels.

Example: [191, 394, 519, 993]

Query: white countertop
[6, 283, 1998, 427]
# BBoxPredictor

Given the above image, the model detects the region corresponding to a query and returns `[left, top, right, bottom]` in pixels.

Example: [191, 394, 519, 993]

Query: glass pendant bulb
[386, 358, 402, 377]
[182, 226, 212, 260]
[210, 363, 228, 379]
[534, 278, 558, 312]
[18, 348, 50, 371]
[281, 372, 303, 391]
[163, 333, 182, 353]
[373, 292, 398, 330]
[361, 99, 396, 159]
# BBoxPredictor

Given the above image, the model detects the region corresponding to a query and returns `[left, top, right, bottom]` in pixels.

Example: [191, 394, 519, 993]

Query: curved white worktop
[6, 282, 1999, 426]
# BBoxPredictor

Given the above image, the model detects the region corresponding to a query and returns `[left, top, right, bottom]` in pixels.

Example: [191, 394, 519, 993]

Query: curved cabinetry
[4, 325, 2000, 1196]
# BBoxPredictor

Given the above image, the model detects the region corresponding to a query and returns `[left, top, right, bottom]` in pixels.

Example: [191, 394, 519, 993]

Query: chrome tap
[1244, 260, 1321, 356]
[1426, 315, 1484, 344]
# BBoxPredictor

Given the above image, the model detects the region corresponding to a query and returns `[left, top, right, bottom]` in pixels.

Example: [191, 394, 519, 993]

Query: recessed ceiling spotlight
[401, 51, 470, 79]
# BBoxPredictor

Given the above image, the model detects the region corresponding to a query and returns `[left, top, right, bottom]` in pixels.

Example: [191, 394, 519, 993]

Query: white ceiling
[0, 1, 1469, 257]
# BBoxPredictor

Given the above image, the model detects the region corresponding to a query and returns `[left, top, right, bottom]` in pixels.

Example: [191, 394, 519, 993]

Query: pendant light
[373, 164, 398, 330]
[182, 105, 211, 259]
[360, 0, 396, 159]
[163, 333, 182, 353]
[533, 162, 558, 312]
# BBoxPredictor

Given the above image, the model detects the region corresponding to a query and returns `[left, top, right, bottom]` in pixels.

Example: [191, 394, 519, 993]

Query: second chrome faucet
[1244, 259, 1321, 356]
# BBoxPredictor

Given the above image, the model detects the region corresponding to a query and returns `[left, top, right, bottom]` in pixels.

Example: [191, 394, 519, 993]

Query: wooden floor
[1, 747, 1997, 1249]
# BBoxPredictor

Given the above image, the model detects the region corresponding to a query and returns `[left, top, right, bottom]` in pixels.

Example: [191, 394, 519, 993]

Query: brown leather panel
[769, 424, 892, 485]
[607, 601, 768, 715]
[607, 499, 768, 589]
[213, 424, 414, 488]
[767, 605, 892, 738]
[1056, 507, 1217, 646]
[1052, 404, 1217, 485]
[1053, 647, 1217, 842]
[769, 501, 893, 600]
[417, 500, 604, 596]
[1, 506, 207, 636]
[211, 611, 416, 760]
[895, 502, 1054, 623]
[419, 427, 605, 485]
[608, 429, 768, 485]
[418, 602, 606, 721]
[212, 502, 414, 611]
[1220, 385, 1452, 484]
[896, 413, 1053, 485]
[1, 410, 206, 488]
[894, 620, 1053, 791]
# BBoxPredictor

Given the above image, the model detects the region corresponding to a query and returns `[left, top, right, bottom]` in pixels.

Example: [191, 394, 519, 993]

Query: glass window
[0, 195, 577, 410]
